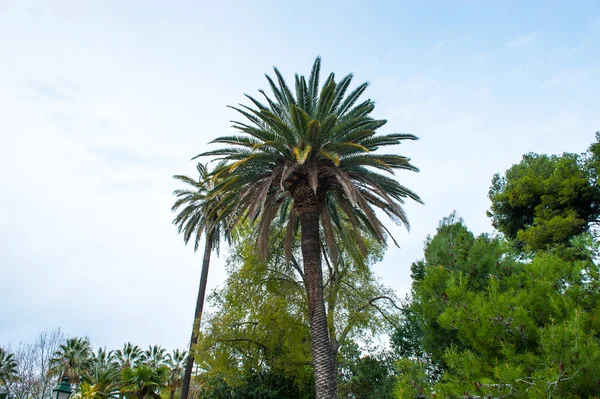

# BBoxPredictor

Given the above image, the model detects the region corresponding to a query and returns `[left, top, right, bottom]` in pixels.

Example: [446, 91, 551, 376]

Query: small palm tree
[75, 366, 120, 399]
[48, 338, 93, 387]
[90, 348, 117, 371]
[72, 382, 103, 399]
[121, 366, 169, 399]
[141, 346, 167, 369]
[197, 57, 421, 398]
[0, 348, 20, 388]
[115, 343, 143, 370]
[165, 350, 186, 399]
[172, 163, 231, 399]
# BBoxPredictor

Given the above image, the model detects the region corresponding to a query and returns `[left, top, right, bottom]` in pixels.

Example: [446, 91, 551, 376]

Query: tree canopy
[193, 223, 399, 398]
[396, 214, 600, 398]
[488, 134, 600, 252]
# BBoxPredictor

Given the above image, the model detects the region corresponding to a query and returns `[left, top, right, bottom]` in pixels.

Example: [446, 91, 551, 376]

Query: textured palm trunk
[296, 185, 338, 399]
[181, 235, 213, 399]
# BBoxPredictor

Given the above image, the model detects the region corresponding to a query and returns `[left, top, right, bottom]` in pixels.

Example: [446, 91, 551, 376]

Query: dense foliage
[488, 133, 600, 252]
[1, 337, 184, 399]
[395, 136, 600, 398]
[192, 224, 398, 398]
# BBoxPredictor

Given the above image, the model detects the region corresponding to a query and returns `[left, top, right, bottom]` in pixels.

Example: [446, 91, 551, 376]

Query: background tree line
[1, 333, 187, 399]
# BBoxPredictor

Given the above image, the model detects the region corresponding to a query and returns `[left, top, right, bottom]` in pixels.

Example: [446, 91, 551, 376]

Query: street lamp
[52, 377, 72, 399]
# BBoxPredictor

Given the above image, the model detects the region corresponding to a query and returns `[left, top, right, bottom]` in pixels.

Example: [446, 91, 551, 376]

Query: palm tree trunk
[181, 235, 213, 399]
[169, 385, 176, 399]
[298, 202, 338, 399]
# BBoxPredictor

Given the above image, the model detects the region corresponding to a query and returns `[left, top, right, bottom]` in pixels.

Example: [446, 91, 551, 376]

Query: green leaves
[0, 348, 19, 384]
[290, 104, 309, 134]
[398, 213, 600, 398]
[488, 137, 600, 253]
[292, 146, 311, 165]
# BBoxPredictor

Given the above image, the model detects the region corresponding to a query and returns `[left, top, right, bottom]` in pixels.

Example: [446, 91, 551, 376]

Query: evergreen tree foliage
[396, 215, 600, 398]
[488, 134, 600, 252]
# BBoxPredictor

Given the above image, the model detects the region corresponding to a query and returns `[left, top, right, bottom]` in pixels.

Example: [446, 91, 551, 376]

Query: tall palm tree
[48, 338, 93, 387]
[197, 57, 421, 398]
[115, 343, 143, 371]
[141, 346, 167, 369]
[165, 350, 186, 399]
[172, 163, 231, 399]
[0, 348, 20, 389]
[121, 365, 169, 399]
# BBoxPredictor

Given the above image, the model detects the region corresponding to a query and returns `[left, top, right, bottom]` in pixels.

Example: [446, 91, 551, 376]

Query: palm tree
[90, 348, 116, 371]
[141, 346, 167, 369]
[0, 348, 19, 389]
[121, 365, 169, 399]
[165, 350, 186, 399]
[48, 338, 93, 387]
[74, 366, 120, 399]
[115, 343, 143, 371]
[72, 383, 104, 399]
[197, 57, 421, 398]
[172, 163, 231, 399]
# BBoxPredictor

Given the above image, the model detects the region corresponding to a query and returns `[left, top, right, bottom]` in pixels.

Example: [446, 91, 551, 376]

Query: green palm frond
[172, 163, 232, 253]
[48, 338, 92, 385]
[0, 348, 20, 384]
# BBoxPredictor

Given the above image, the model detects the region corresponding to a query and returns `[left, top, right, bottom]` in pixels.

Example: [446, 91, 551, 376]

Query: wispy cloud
[430, 39, 457, 54]
[89, 146, 141, 165]
[508, 32, 537, 48]
[553, 46, 581, 58]
[398, 74, 436, 95]
[26, 78, 81, 102]
[542, 67, 593, 88]
[470, 52, 487, 67]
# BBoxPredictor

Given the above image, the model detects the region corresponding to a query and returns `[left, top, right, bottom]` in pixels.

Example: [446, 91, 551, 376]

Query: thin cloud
[508, 32, 537, 48]
[430, 39, 457, 54]
[542, 67, 593, 88]
[26, 78, 81, 102]
[89, 146, 142, 164]
[470, 52, 488, 67]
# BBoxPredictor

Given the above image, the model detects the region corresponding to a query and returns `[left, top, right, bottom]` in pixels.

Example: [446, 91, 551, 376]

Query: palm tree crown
[200, 56, 421, 260]
[172, 163, 231, 253]
[48, 338, 92, 386]
[141, 346, 167, 369]
[115, 343, 143, 370]
[0, 348, 20, 387]
[121, 365, 169, 399]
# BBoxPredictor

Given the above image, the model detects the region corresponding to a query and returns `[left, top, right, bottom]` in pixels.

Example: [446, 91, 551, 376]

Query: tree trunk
[296, 189, 338, 399]
[180, 235, 213, 399]
[169, 385, 176, 399]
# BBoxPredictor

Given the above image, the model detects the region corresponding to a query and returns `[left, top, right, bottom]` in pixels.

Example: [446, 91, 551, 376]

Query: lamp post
[52, 377, 72, 399]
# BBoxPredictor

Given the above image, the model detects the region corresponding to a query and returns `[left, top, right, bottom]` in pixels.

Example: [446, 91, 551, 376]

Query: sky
[1, 0, 598, 352]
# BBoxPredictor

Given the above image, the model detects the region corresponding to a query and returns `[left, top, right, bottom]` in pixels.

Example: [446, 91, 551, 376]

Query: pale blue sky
[1, 0, 598, 351]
